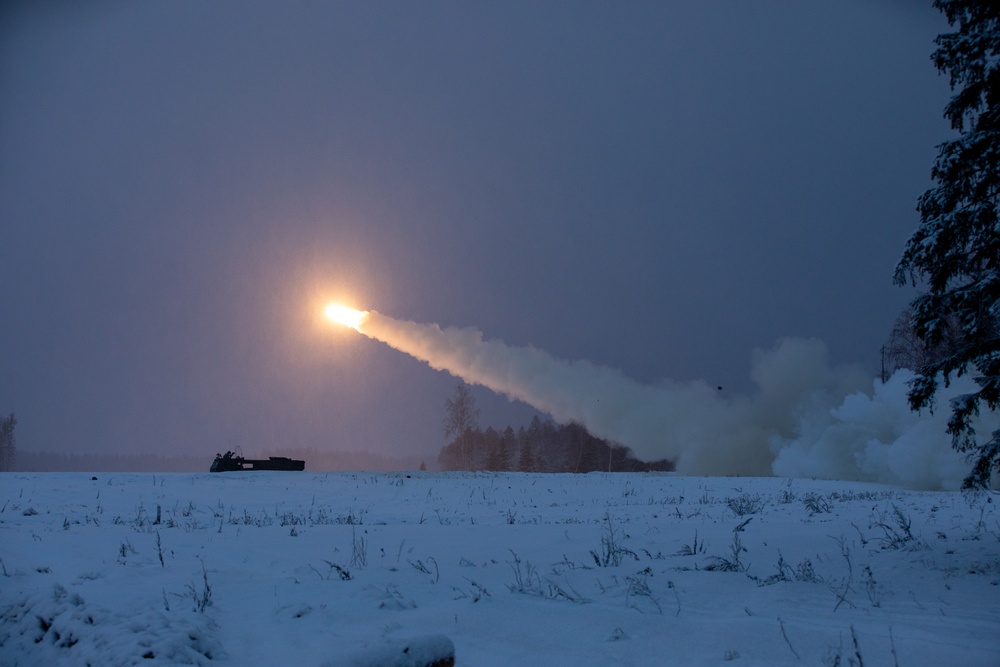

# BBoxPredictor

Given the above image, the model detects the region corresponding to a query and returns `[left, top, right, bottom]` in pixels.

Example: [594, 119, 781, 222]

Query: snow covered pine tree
[894, 0, 1000, 489]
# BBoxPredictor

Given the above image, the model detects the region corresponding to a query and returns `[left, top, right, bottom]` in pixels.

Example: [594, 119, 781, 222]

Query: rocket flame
[325, 304, 368, 331]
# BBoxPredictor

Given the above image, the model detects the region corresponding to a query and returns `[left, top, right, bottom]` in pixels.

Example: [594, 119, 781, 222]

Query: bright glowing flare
[325, 304, 368, 330]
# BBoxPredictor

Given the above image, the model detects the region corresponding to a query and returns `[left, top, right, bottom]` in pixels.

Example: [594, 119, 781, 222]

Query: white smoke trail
[355, 310, 997, 490]
[771, 369, 998, 490]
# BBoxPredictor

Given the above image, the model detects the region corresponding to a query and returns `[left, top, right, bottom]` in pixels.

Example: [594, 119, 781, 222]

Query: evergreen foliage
[894, 0, 1000, 488]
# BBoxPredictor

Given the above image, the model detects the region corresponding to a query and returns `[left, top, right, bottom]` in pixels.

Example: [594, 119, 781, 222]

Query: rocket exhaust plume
[326, 305, 999, 490]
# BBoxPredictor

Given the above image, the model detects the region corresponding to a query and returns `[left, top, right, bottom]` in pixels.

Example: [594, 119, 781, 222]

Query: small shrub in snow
[452, 578, 490, 602]
[350, 526, 368, 568]
[625, 568, 663, 614]
[321, 560, 352, 581]
[229, 508, 272, 527]
[550, 554, 581, 573]
[590, 513, 639, 567]
[409, 557, 440, 583]
[832, 489, 895, 503]
[279, 511, 305, 526]
[705, 533, 747, 573]
[794, 558, 821, 583]
[830, 535, 856, 612]
[546, 577, 589, 603]
[803, 493, 832, 515]
[117, 540, 138, 564]
[870, 505, 919, 550]
[726, 494, 765, 517]
[752, 554, 794, 586]
[506, 550, 543, 596]
[625, 573, 662, 614]
[675, 530, 705, 556]
[187, 561, 213, 613]
[336, 510, 365, 525]
[752, 553, 823, 586]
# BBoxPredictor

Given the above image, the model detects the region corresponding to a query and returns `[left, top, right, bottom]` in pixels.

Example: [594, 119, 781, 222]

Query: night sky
[1, 2, 951, 463]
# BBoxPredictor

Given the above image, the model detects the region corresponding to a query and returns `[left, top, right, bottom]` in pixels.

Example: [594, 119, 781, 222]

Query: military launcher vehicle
[210, 450, 305, 473]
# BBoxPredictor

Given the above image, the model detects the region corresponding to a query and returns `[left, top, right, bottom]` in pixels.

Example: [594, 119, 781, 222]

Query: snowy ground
[1, 471, 998, 666]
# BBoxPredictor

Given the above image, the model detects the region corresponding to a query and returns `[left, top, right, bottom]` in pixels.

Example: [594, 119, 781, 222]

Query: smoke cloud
[356, 311, 998, 490]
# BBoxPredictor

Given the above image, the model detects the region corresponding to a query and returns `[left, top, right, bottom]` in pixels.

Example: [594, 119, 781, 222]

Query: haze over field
[0, 3, 960, 469]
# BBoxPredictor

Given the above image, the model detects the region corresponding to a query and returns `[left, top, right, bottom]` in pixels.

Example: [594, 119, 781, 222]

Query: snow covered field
[1, 471, 998, 666]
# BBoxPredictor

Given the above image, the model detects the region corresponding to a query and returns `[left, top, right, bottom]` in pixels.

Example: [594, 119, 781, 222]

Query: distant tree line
[437, 385, 674, 473]
[0, 413, 16, 472]
[259, 447, 426, 472]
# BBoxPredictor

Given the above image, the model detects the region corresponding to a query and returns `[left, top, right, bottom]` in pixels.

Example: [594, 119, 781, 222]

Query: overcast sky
[1, 1, 952, 464]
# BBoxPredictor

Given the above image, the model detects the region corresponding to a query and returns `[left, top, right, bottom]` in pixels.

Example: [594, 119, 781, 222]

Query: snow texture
[1, 472, 998, 666]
